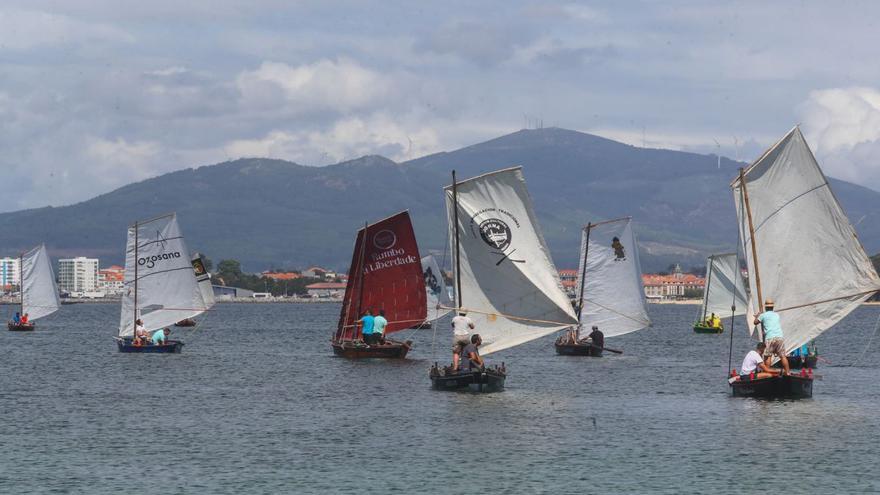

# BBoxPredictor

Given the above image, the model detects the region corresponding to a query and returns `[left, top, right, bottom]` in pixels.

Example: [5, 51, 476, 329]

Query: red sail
[335, 211, 427, 341]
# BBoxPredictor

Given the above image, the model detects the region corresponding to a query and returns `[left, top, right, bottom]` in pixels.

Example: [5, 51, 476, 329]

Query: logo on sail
[373, 229, 397, 250]
[478, 219, 511, 251]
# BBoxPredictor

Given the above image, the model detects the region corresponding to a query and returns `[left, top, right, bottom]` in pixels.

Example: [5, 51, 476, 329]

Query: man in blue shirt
[753, 298, 789, 375]
[12, 312, 20, 325]
[373, 309, 388, 344]
[359, 310, 376, 345]
[151, 328, 170, 345]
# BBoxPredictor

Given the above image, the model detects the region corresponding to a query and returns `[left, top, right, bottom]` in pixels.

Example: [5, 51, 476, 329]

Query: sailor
[151, 328, 170, 345]
[588, 325, 604, 349]
[710, 313, 721, 328]
[451, 311, 475, 369]
[12, 312, 20, 325]
[20, 313, 29, 325]
[459, 334, 484, 372]
[134, 319, 148, 344]
[740, 342, 779, 379]
[754, 298, 790, 375]
[373, 309, 388, 343]
[359, 309, 376, 345]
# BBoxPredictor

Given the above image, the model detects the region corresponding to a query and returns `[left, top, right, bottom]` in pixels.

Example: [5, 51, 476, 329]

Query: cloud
[0, 8, 133, 50]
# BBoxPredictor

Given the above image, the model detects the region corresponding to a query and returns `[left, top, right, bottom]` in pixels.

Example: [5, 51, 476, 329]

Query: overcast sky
[2, 1, 880, 212]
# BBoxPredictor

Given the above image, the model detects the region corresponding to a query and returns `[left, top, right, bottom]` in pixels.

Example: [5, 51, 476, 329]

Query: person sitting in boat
[12, 312, 20, 325]
[373, 309, 388, 344]
[587, 325, 604, 349]
[753, 298, 790, 375]
[740, 342, 779, 379]
[459, 334, 484, 372]
[359, 309, 376, 345]
[151, 328, 170, 345]
[451, 311, 475, 369]
[134, 319, 149, 344]
[20, 313, 29, 325]
[710, 313, 721, 328]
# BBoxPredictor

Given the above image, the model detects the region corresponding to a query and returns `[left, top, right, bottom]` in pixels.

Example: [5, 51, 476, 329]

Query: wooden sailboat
[331, 211, 426, 359]
[116, 213, 209, 353]
[693, 253, 747, 334]
[430, 167, 578, 391]
[411, 254, 454, 329]
[175, 252, 215, 327]
[8, 244, 60, 331]
[728, 127, 880, 398]
[555, 217, 651, 355]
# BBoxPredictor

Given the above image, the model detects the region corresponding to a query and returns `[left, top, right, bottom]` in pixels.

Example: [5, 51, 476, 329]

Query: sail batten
[445, 167, 577, 355]
[732, 127, 880, 352]
[20, 244, 61, 322]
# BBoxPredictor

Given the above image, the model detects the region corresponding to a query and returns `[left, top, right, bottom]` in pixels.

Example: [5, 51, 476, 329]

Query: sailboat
[116, 213, 209, 353]
[430, 167, 578, 392]
[555, 217, 651, 355]
[7, 244, 60, 331]
[331, 211, 426, 359]
[412, 255, 454, 329]
[693, 253, 747, 334]
[728, 126, 880, 398]
[175, 253, 215, 327]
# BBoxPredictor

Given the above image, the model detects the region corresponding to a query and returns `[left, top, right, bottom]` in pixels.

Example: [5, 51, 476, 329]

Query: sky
[2, 1, 880, 212]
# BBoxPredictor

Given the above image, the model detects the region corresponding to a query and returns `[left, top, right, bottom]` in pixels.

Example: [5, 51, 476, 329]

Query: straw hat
[764, 298, 775, 307]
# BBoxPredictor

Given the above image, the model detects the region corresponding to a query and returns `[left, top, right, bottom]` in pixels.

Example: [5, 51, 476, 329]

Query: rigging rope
[437, 304, 574, 327]
[847, 308, 880, 367]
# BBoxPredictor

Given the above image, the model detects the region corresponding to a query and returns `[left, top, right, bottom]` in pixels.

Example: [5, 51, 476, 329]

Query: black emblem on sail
[479, 218, 524, 265]
[612, 236, 626, 261]
[373, 229, 397, 250]
[424, 266, 441, 296]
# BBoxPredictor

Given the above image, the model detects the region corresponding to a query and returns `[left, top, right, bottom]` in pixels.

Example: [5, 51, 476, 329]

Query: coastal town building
[306, 282, 346, 298]
[98, 265, 125, 295]
[57, 257, 100, 296]
[558, 269, 578, 297]
[262, 271, 302, 281]
[212, 285, 255, 300]
[0, 257, 21, 291]
[302, 267, 337, 280]
[642, 268, 705, 300]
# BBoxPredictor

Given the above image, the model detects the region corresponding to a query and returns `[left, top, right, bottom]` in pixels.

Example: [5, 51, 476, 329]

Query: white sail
[192, 253, 215, 312]
[421, 255, 452, 323]
[700, 253, 748, 320]
[445, 167, 578, 355]
[118, 213, 207, 337]
[20, 244, 60, 321]
[576, 218, 651, 338]
[733, 126, 880, 352]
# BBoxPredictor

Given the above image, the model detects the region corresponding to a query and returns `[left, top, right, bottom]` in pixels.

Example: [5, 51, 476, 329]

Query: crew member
[359, 309, 376, 345]
[151, 328, 170, 345]
[588, 325, 604, 350]
[451, 311, 475, 368]
[373, 309, 388, 344]
[459, 334, 484, 372]
[740, 342, 780, 379]
[754, 298, 790, 375]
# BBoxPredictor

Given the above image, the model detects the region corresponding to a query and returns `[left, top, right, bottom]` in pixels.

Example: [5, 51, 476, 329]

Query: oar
[596, 345, 623, 354]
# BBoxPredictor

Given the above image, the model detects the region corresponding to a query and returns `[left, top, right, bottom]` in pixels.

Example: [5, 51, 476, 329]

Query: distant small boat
[331, 211, 425, 359]
[555, 217, 651, 356]
[115, 213, 209, 353]
[8, 244, 60, 332]
[693, 253, 747, 335]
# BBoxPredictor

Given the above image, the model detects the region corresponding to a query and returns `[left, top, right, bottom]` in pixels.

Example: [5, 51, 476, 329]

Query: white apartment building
[58, 257, 100, 295]
[0, 257, 21, 289]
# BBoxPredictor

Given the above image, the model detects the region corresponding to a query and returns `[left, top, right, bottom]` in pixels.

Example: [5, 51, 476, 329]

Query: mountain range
[2, 127, 880, 272]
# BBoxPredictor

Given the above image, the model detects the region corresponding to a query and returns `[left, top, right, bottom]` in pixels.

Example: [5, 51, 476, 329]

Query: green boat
[693, 321, 723, 334]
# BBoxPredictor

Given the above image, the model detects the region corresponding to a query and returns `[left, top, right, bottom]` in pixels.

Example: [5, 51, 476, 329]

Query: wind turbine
[713, 139, 721, 169]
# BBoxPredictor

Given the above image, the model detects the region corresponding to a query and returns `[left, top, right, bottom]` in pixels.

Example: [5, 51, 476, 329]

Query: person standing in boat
[359, 309, 376, 345]
[740, 342, 780, 379]
[151, 328, 170, 345]
[451, 311, 475, 368]
[753, 298, 790, 375]
[12, 312, 20, 325]
[459, 334, 484, 372]
[373, 309, 388, 344]
[587, 325, 604, 349]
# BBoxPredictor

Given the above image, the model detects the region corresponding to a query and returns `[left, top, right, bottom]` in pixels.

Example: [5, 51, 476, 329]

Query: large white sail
[421, 255, 452, 323]
[700, 253, 748, 320]
[118, 213, 207, 337]
[445, 167, 578, 355]
[20, 244, 60, 321]
[576, 218, 651, 338]
[733, 126, 880, 352]
[192, 253, 215, 312]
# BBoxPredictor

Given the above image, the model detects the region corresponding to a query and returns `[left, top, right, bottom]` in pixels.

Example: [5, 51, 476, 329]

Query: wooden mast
[452, 170, 462, 312]
[19, 251, 23, 320]
[702, 255, 714, 323]
[739, 168, 764, 339]
[133, 221, 138, 337]
[574, 223, 592, 340]
[354, 221, 368, 341]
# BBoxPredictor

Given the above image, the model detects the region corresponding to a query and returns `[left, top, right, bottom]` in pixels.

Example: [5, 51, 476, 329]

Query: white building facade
[58, 257, 100, 295]
[0, 257, 21, 289]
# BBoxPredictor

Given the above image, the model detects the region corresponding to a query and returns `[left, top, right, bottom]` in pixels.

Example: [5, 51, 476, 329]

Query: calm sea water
[1, 302, 879, 494]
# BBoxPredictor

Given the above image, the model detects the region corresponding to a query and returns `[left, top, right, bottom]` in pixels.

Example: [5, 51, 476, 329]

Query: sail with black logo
[431, 167, 577, 392]
[419, 255, 453, 327]
[555, 217, 651, 356]
[728, 126, 880, 398]
[8, 244, 61, 331]
[332, 210, 426, 359]
[116, 213, 207, 353]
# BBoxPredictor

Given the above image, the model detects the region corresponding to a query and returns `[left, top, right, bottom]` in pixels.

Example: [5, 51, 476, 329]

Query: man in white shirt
[740, 342, 779, 379]
[451, 311, 475, 369]
[134, 319, 148, 344]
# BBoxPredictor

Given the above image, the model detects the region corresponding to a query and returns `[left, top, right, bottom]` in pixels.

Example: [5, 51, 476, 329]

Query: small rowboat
[429, 364, 506, 393]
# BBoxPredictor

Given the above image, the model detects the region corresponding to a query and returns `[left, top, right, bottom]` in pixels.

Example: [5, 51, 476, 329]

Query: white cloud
[0, 8, 133, 49]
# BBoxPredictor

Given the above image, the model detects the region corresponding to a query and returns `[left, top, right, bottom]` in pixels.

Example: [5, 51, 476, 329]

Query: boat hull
[174, 318, 197, 327]
[554, 341, 603, 357]
[331, 339, 411, 359]
[116, 338, 184, 353]
[8, 322, 35, 332]
[429, 365, 506, 393]
[785, 355, 818, 369]
[729, 374, 813, 399]
[693, 323, 723, 334]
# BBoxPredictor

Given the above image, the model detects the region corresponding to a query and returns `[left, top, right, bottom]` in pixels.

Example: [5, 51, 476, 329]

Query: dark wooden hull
[554, 341, 603, 357]
[729, 374, 813, 399]
[693, 323, 723, 334]
[785, 355, 818, 369]
[331, 339, 411, 359]
[174, 318, 197, 327]
[116, 338, 184, 353]
[8, 322, 35, 332]
[429, 365, 506, 393]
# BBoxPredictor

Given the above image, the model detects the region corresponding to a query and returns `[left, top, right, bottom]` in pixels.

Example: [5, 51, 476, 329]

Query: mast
[354, 221, 368, 340]
[452, 170, 462, 311]
[575, 222, 592, 339]
[19, 251, 23, 317]
[702, 255, 714, 323]
[739, 167, 764, 339]
[133, 221, 138, 334]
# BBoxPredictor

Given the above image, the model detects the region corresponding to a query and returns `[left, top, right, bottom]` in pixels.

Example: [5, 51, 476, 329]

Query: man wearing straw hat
[753, 298, 790, 375]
